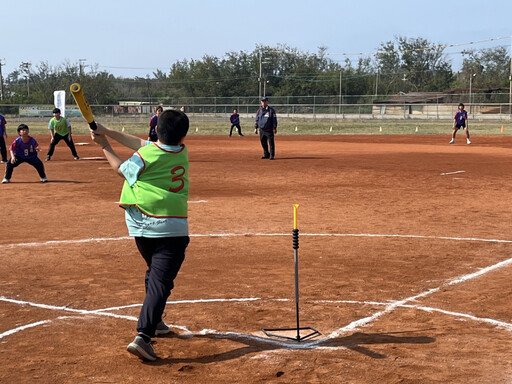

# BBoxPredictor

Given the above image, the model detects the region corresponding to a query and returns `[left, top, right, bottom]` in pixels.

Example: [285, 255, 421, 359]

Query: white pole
[339, 70, 342, 114]
[509, 36, 512, 115]
[259, 52, 262, 101]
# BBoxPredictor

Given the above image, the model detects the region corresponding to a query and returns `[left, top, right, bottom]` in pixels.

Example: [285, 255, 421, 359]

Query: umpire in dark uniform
[254, 96, 278, 160]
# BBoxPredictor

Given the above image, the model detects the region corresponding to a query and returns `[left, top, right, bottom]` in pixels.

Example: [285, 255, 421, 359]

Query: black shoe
[269, 156, 274, 160]
[261, 155, 270, 159]
[239, 134, 244, 136]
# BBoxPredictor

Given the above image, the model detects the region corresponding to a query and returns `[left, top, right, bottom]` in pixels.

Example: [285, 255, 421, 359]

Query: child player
[450, 103, 471, 144]
[90, 109, 190, 361]
[2, 124, 48, 183]
[148, 106, 163, 142]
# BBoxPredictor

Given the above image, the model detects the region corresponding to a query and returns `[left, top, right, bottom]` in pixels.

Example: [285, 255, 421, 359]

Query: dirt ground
[1, 133, 511, 383]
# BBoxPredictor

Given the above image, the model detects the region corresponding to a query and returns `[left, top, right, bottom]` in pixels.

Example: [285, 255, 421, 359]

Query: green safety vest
[119, 143, 189, 218]
[50, 117, 70, 136]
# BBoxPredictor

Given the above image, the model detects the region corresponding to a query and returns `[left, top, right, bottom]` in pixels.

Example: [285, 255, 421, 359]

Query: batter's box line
[2, 237, 512, 344]
[2, 292, 512, 347]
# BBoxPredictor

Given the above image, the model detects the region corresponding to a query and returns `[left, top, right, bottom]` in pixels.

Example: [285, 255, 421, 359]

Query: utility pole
[509, 37, 512, 115]
[258, 52, 262, 101]
[0, 58, 4, 100]
[20, 62, 31, 96]
[375, 68, 379, 96]
[469, 73, 476, 113]
[339, 69, 342, 114]
[79, 58, 87, 77]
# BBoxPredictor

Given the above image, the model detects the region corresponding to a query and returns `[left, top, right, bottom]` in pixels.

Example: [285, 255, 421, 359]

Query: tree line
[2, 37, 510, 106]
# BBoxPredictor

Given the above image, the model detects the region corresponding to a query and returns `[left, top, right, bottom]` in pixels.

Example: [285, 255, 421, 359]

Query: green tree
[375, 36, 453, 94]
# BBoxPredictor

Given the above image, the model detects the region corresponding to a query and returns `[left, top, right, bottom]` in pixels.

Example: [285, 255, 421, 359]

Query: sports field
[1, 132, 511, 383]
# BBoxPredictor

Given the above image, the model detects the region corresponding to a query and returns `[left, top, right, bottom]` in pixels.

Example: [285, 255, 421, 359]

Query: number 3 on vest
[169, 166, 186, 193]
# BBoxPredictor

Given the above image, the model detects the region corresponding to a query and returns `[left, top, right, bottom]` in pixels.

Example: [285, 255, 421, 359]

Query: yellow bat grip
[70, 83, 97, 130]
[293, 204, 299, 229]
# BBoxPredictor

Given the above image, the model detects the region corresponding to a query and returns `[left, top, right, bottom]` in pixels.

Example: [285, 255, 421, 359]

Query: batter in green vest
[89, 109, 190, 362]
[45, 108, 79, 161]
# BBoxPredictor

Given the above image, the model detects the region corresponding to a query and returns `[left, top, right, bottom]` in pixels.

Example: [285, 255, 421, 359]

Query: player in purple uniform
[148, 106, 163, 142]
[2, 124, 48, 184]
[450, 103, 471, 144]
[0, 113, 7, 163]
[229, 108, 244, 136]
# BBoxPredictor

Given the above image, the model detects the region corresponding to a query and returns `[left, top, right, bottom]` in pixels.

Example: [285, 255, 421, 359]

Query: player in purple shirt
[148, 106, 163, 142]
[0, 113, 7, 163]
[2, 124, 48, 183]
[229, 108, 244, 136]
[449, 103, 471, 144]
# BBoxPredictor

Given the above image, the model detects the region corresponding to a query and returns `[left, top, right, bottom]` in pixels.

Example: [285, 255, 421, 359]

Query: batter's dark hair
[156, 110, 189, 145]
[17, 123, 29, 133]
[458, 103, 465, 108]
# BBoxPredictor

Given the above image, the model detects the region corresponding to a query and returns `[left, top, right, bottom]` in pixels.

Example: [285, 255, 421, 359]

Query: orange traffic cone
[501, 125, 505, 133]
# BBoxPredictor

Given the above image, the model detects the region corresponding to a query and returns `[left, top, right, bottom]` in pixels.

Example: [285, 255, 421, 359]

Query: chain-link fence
[1, 92, 511, 123]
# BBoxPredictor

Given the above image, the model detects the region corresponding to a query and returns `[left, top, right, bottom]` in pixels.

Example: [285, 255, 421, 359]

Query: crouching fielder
[2, 124, 47, 183]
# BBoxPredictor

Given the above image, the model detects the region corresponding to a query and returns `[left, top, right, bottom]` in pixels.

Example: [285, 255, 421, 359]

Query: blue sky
[2, 0, 511, 78]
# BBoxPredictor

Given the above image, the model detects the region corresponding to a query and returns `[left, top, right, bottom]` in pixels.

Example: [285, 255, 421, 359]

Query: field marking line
[2, 288, 511, 347]
[314, 300, 512, 331]
[2, 233, 512, 347]
[0, 320, 51, 340]
[440, 170, 465, 175]
[0, 296, 137, 321]
[0, 316, 85, 340]
[2, 232, 512, 249]
[95, 297, 262, 312]
[315, 253, 512, 343]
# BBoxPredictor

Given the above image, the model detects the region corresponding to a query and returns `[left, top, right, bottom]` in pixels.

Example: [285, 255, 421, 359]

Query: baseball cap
[261, 96, 268, 101]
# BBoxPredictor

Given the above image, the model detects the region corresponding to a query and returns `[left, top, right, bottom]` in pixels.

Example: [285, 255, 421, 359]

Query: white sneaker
[467, 139, 471, 145]
[2, 178, 9, 184]
[449, 138, 455, 144]
[41, 177, 48, 183]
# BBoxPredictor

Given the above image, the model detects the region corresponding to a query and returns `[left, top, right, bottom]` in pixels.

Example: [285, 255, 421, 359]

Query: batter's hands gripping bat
[70, 83, 97, 130]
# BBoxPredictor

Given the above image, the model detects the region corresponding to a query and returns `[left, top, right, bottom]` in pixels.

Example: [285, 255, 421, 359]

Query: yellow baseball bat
[70, 83, 97, 130]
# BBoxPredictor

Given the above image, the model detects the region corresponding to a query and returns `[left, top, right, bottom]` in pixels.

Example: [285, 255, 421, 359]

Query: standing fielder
[450, 103, 471, 145]
[254, 97, 278, 160]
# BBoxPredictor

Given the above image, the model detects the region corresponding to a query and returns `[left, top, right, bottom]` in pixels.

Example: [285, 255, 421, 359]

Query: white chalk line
[0, 316, 85, 340]
[1, 233, 512, 349]
[312, 252, 512, 345]
[95, 297, 262, 313]
[440, 170, 465, 175]
[315, 300, 512, 331]
[2, 232, 512, 249]
[2, 293, 511, 348]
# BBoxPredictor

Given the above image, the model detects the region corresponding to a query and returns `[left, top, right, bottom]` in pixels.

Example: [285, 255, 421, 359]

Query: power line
[325, 35, 512, 57]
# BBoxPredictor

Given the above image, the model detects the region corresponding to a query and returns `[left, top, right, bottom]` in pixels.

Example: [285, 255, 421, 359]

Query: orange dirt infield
[1, 133, 511, 383]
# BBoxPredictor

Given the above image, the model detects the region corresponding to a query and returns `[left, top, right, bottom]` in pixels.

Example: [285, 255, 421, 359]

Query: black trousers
[134, 236, 190, 337]
[259, 129, 275, 157]
[0, 136, 7, 162]
[4, 156, 46, 179]
[47, 133, 78, 157]
[229, 123, 242, 136]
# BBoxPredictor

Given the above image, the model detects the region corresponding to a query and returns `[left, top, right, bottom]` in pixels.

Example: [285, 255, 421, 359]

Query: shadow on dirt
[150, 329, 435, 365]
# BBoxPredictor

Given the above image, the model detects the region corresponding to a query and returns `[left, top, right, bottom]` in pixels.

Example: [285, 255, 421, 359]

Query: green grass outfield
[8, 118, 512, 136]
